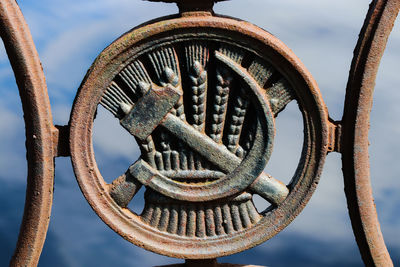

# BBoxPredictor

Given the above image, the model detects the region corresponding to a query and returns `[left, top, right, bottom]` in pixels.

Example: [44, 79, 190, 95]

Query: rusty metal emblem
[69, 4, 329, 258]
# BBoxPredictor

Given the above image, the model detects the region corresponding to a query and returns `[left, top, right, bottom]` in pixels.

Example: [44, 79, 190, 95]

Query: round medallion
[70, 13, 329, 258]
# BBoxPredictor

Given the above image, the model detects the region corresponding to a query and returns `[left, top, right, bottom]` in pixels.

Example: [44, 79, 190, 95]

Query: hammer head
[120, 84, 181, 140]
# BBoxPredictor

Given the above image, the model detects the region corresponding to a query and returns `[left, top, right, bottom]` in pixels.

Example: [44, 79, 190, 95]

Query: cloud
[0, 104, 26, 182]
[216, 0, 371, 119]
[18, 0, 176, 104]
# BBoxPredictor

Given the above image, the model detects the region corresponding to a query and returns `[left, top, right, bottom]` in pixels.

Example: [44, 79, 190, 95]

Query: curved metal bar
[0, 1, 55, 266]
[342, 0, 400, 266]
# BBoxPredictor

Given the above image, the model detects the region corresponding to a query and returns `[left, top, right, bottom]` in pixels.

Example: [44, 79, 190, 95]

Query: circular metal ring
[70, 14, 329, 258]
[342, 0, 400, 266]
[0, 1, 55, 266]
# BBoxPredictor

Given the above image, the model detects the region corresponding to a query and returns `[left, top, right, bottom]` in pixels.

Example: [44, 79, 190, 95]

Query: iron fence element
[0, 0, 399, 266]
[0, 1, 55, 266]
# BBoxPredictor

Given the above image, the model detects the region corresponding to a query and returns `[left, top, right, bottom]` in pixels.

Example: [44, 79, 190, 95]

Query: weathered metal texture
[0, 0, 55, 266]
[69, 9, 329, 259]
[3, 0, 398, 266]
[342, 0, 400, 266]
[121, 55, 276, 202]
[147, 0, 228, 13]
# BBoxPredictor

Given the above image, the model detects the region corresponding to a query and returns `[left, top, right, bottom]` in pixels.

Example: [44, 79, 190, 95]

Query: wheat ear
[225, 86, 248, 153]
[208, 66, 232, 143]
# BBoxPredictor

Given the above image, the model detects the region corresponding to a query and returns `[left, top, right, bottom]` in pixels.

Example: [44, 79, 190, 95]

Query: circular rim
[0, 1, 55, 266]
[70, 15, 329, 258]
[341, 0, 399, 265]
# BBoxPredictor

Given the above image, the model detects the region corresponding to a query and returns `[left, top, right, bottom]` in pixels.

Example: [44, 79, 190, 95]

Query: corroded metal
[0, 1, 55, 266]
[1, 0, 399, 266]
[342, 0, 400, 266]
[69, 3, 329, 259]
[148, 0, 228, 13]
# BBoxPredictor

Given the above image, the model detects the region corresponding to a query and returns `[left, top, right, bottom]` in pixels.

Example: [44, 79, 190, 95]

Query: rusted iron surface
[53, 125, 70, 157]
[1, 0, 398, 265]
[148, 0, 228, 13]
[327, 119, 342, 153]
[69, 3, 329, 259]
[120, 83, 182, 139]
[342, 0, 400, 266]
[0, 0, 55, 266]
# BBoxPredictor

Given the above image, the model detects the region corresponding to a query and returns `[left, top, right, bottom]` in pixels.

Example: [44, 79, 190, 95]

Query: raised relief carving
[70, 13, 328, 258]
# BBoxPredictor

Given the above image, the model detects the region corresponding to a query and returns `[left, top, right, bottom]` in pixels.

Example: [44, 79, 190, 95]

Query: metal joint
[52, 125, 70, 157]
[327, 119, 342, 153]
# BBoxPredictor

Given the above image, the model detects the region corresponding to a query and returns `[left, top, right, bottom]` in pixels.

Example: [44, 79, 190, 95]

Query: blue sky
[0, 0, 399, 266]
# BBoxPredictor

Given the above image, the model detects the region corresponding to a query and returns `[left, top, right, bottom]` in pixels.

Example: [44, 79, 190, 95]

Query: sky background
[0, 0, 399, 266]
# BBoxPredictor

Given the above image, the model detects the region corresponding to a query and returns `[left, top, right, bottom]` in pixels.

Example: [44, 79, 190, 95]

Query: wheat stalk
[209, 66, 232, 143]
[219, 45, 244, 64]
[139, 135, 156, 168]
[208, 45, 244, 143]
[184, 42, 209, 169]
[248, 58, 274, 87]
[119, 61, 152, 99]
[225, 86, 248, 153]
[267, 78, 294, 115]
[188, 62, 207, 169]
[100, 81, 133, 118]
[163, 68, 185, 121]
[189, 61, 207, 131]
[149, 46, 184, 119]
[160, 132, 172, 171]
[239, 119, 256, 158]
[148, 47, 184, 171]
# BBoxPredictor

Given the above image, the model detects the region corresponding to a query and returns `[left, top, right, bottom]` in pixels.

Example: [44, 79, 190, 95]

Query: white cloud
[0, 105, 26, 182]
[20, 0, 176, 93]
[93, 106, 140, 160]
